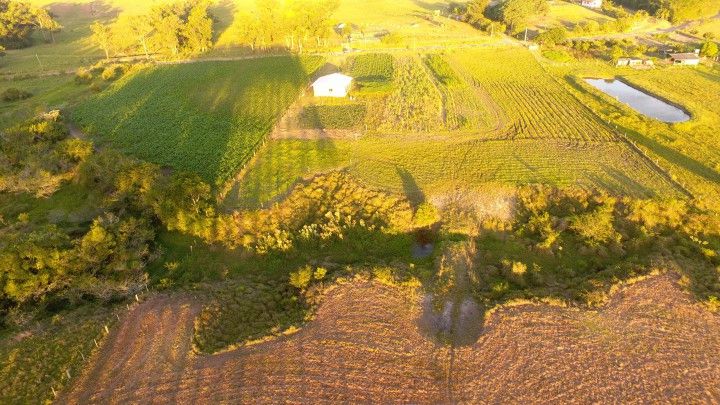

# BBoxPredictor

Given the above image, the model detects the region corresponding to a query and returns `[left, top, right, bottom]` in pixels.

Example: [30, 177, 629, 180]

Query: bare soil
[63, 274, 720, 404]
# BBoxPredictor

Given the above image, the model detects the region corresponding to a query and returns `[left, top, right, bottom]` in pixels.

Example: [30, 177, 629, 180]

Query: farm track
[63, 274, 720, 403]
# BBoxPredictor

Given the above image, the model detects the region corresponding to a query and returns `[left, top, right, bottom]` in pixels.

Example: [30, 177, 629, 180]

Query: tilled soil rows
[63, 275, 720, 404]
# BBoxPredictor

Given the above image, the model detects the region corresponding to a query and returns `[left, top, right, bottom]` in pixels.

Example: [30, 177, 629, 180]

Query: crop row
[73, 56, 323, 186]
[452, 49, 616, 141]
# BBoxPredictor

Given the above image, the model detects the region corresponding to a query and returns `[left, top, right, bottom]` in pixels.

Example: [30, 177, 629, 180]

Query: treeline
[224, 0, 340, 52]
[613, 0, 720, 22]
[0, 0, 61, 49]
[90, 0, 213, 59]
[450, 0, 549, 35]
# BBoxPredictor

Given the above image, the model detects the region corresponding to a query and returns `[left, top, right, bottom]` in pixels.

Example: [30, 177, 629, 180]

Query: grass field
[226, 47, 682, 208]
[72, 56, 323, 185]
[451, 48, 617, 141]
[224, 136, 681, 209]
[0, 75, 93, 129]
[553, 60, 720, 207]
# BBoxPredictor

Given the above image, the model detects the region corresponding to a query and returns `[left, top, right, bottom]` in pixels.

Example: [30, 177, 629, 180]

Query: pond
[585, 78, 690, 123]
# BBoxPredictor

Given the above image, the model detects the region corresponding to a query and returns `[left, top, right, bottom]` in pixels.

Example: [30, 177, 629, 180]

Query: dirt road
[63, 274, 720, 403]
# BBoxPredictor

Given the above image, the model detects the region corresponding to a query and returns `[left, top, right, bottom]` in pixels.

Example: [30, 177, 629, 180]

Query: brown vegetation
[63, 274, 720, 403]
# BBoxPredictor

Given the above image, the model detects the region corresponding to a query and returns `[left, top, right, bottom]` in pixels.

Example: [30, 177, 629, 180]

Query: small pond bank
[585, 78, 690, 123]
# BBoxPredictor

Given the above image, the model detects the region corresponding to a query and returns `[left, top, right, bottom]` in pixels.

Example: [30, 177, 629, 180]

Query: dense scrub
[72, 56, 323, 186]
[193, 276, 308, 354]
[0, 111, 92, 196]
[433, 186, 720, 309]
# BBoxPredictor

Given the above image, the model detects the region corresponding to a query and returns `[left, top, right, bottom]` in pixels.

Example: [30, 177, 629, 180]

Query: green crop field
[72, 56, 323, 186]
[450, 48, 617, 141]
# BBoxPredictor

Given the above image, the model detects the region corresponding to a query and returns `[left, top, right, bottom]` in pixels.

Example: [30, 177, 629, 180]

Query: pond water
[585, 78, 690, 123]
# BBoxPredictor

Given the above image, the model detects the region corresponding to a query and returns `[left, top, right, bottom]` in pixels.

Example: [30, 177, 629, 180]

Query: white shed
[311, 73, 353, 97]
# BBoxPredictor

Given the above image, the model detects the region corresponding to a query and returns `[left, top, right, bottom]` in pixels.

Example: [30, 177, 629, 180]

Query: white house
[669, 52, 701, 66]
[311, 73, 353, 97]
[581, 0, 602, 8]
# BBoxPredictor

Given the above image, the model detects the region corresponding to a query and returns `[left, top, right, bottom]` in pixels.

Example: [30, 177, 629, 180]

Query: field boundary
[529, 49, 694, 199]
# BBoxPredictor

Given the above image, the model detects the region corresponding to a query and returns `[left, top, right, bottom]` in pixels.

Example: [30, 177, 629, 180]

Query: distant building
[669, 52, 701, 66]
[581, 0, 603, 9]
[616, 58, 654, 67]
[311, 73, 353, 97]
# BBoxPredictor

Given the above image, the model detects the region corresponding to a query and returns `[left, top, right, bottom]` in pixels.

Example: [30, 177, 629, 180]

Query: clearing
[62, 274, 720, 403]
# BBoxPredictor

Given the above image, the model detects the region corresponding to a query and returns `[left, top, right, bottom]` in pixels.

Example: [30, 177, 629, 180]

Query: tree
[0, 0, 38, 48]
[33, 7, 61, 43]
[90, 21, 114, 60]
[610, 44, 624, 61]
[183, 0, 213, 54]
[701, 41, 718, 58]
[464, 0, 490, 26]
[499, 0, 548, 33]
[535, 26, 567, 46]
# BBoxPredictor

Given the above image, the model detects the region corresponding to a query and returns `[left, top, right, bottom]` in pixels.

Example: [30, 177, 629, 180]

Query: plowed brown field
[63, 275, 720, 404]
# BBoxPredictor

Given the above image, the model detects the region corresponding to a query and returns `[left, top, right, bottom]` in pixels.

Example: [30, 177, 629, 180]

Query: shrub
[74, 68, 93, 85]
[289, 265, 314, 290]
[380, 32, 406, 46]
[101, 64, 126, 81]
[1, 87, 32, 102]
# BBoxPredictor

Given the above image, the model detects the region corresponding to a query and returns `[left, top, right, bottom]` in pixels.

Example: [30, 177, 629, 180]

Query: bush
[380, 32, 406, 46]
[101, 64, 126, 81]
[1, 87, 32, 102]
[75, 68, 93, 85]
[535, 26, 567, 46]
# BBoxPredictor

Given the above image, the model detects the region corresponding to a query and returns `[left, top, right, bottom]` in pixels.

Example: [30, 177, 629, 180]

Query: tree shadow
[209, 0, 236, 43]
[395, 166, 425, 207]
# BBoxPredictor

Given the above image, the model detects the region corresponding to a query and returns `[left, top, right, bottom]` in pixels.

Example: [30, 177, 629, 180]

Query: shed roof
[312, 73, 353, 88]
[669, 53, 700, 60]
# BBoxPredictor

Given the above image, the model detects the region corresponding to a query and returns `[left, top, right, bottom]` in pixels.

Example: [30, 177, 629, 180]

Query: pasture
[225, 48, 683, 209]
[72, 56, 323, 185]
[557, 61, 720, 207]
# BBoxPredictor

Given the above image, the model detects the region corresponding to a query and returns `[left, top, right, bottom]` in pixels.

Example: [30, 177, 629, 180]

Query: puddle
[585, 78, 690, 123]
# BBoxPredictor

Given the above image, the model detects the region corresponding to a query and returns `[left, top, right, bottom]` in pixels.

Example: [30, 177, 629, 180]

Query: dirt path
[63, 274, 720, 403]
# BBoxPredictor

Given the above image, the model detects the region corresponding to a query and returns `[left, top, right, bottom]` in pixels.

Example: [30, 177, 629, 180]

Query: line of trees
[90, 0, 213, 60]
[224, 0, 340, 53]
[613, 0, 720, 22]
[0, 0, 61, 49]
[450, 0, 549, 35]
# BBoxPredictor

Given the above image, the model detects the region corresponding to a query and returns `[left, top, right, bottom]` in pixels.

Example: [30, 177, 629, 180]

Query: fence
[48, 284, 154, 401]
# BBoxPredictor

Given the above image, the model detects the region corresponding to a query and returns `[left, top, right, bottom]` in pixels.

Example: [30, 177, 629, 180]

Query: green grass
[423, 54, 463, 88]
[553, 60, 720, 207]
[346, 53, 395, 94]
[451, 47, 617, 141]
[0, 305, 112, 405]
[72, 56, 323, 186]
[299, 104, 367, 129]
[225, 136, 682, 209]
[193, 276, 307, 354]
[0, 74, 93, 129]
